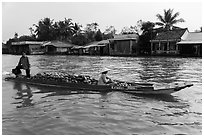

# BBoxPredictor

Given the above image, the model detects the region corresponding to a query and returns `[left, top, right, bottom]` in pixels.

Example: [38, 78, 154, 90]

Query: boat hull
[5, 76, 193, 95]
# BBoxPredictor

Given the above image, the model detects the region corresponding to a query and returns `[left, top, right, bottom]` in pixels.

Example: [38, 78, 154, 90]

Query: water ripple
[2, 55, 202, 135]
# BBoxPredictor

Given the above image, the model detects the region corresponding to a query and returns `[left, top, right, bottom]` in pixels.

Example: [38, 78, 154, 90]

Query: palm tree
[33, 17, 54, 40]
[156, 9, 185, 30]
[73, 23, 82, 36]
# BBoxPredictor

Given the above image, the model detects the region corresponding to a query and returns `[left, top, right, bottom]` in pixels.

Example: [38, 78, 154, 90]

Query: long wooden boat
[4, 76, 193, 95]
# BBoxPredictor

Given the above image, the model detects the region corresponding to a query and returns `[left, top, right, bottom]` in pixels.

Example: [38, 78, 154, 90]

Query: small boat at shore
[4, 72, 193, 95]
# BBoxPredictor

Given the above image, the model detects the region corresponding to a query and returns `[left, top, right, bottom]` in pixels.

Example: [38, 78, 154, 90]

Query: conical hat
[101, 68, 110, 73]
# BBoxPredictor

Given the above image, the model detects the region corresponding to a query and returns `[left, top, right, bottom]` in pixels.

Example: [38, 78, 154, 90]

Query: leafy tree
[139, 21, 155, 55]
[121, 26, 135, 34]
[62, 18, 75, 42]
[53, 18, 74, 41]
[73, 23, 83, 36]
[95, 29, 103, 41]
[71, 33, 88, 46]
[103, 25, 116, 39]
[6, 38, 17, 46]
[120, 20, 143, 34]
[85, 22, 99, 32]
[141, 21, 155, 33]
[18, 35, 36, 41]
[29, 27, 36, 38]
[104, 26, 116, 35]
[33, 17, 55, 41]
[84, 22, 100, 43]
[156, 9, 185, 30]
[14, 32, 18, 39]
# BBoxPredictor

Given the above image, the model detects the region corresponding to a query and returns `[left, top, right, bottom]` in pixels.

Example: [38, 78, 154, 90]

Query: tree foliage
[103, 26, 116, 39]
[5, 8, 187, 50]
[120, 20, 143, 35]
[139, 21, 155, 55]
[71, 34, 88, 46]
[156, 9, 185, 30]
[95, 29, 103, 41]
[33, 17, 55, 41]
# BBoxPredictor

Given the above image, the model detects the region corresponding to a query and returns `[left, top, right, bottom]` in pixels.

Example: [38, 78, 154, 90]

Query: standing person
[17, 52, 31, 78]
[98, 68, 113, 85]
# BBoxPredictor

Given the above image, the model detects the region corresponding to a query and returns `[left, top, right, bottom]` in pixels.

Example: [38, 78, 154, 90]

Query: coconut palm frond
[156, 9, 185, 30]
[155, 22, 164, 26]
[156, 14, 165, 23]
[171, 18, 185, 24]
[164, 9, 172, 23]
[170, 12, 180, 22]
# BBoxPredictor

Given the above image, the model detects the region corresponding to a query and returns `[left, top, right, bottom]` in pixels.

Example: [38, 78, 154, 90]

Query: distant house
[150, 28, 188, 56]
[43, 41, 76, 54]
[71, 45, 85, 55]
[177, 32, 202, 57]
[83, 40, 110, 55]
[11, 41, 44, 55]
[109, 34, 139, 56]
[2, 43, 10, 54]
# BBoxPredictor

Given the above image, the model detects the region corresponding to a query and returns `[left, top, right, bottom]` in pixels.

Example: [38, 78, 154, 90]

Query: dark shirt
[18, 56, 30, 69]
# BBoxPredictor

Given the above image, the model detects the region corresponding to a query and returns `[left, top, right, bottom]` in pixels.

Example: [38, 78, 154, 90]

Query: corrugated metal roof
[71, 45, 84, 49]
[84, 44, 106, 49]
[43, 41, 76, 48]
[83, 40, 109, 49]
[110, 34, 139, 41]
[97, 40, 109, 45]
[12, 41, 44, 45]
[177, 41, 201, 44]
[177, 32, 202, 44]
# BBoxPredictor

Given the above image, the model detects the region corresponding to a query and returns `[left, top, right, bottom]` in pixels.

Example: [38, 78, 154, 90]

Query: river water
[2, 55, 202, 135]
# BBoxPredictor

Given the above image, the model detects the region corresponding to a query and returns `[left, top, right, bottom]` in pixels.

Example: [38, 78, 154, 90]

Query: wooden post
[176, 44, 179, 54]
[130, 40, 132, 54]
[167, 41, 169, 51]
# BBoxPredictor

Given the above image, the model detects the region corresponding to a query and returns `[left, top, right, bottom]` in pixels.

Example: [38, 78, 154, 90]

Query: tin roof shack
[150, 28, 188, 56]
[11, 41, 44, 55]
[71, 45, 85, 55]
[109, 34, 139, 56]
[177, 32, 202, 57]
[84, 40, 110, 56]
[43, 41, 76, 55]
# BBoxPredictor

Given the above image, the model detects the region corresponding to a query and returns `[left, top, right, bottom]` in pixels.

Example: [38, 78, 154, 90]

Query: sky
[1, 0, 203, 42]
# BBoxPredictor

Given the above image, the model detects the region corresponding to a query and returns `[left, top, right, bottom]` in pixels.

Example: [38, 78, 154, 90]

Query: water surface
[2, 55, 202, 135]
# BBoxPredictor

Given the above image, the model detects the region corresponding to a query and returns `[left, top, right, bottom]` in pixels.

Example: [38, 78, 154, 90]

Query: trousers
[17, 65, 30, 78]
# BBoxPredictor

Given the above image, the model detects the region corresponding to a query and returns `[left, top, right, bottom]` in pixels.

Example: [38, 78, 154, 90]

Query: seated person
[98, 68, 113, 85]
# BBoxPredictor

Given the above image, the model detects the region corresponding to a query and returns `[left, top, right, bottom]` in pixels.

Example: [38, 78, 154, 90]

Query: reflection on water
[12, 82, 34, 108]
[2, 55, 202, 135]
[137, 57, 182, 83]
[131, 93, 179, 102]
